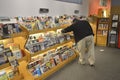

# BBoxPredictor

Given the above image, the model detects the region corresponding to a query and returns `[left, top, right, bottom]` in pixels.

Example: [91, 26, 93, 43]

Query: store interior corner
[0, 0, 120, 80]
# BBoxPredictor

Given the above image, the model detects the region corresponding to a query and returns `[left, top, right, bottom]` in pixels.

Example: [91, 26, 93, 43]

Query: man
[61, 18, 95, 66]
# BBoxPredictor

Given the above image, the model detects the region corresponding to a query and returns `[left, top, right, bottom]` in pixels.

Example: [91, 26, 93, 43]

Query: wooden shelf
[29, 39, 74, 57]
[10, 32, 27, 37]
[18, 61, 34, 80]
[97, 35, 108, 37]
[0, 56, 27, 70]
[60, 24, 70, 27]
[17, 53, 77, 80]
[18, 22, 70, 35]
[18, 56, 27, 62]
[34, 53, 77, 80]
[29, 25, 67, 35]
[98, 22, 109, 24]
[96, 43, 107, 46]
[98, 28, 108, 30]
[0, 29, 28, 40]
[96, 36, 107, 46]
[0, 63, 10, 70]
[18, 24, 29, 33]
[0, 22, 74, 80]
[0, 32, 27, 40]
[0, 25, 28, 70]
[96, 18, 109, 46]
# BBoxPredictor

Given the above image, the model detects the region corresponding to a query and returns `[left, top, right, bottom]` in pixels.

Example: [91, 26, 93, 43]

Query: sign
[0, 17, 10, 21]
[74, 10, 79, 14]
[39, 8, 49, 13]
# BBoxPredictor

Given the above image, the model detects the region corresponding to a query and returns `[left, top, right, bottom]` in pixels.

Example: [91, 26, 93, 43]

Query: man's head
[72, 18, 79, 24]
[80, 16, 87, 20]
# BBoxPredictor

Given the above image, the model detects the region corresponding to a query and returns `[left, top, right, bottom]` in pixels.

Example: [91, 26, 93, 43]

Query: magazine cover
[8, 56, 19, 67]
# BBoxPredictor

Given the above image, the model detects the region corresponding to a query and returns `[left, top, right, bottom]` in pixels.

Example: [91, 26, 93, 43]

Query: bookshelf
[21, 20, 76, 79]
[96, 18, 109, 46]
[0, 16, 76, 80]
[108, 6, 120, 48]
[0, 19, 29, 80]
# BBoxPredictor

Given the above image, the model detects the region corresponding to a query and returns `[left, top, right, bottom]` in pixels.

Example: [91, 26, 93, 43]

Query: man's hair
[73, 18, 79, 23]
[80, 16, 87, 20]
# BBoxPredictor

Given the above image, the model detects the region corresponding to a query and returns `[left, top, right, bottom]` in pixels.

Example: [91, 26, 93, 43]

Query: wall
[0, 0, 89, 17]
[111, 0, 120, 6]
[89, 0, 111, 15]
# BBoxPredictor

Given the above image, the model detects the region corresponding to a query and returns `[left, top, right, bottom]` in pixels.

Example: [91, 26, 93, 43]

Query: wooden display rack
[29, 25, 68, 35]
[0, 14, 78, 79]
[96, 18, 109, 46]
[23, 23, 73, 61]
[0, 37, 27, 70]
[0, 22, 28, 80]
[19, 41, 77, 80]
[0, 21, 76, 80]
[0, 63, 10, 70]
[17, 53, 77, 80]
[24, 39, 74, 62]
[20, 23, 76, 80]
[30, 39, 74, 57]
[35, 53, 77, 80]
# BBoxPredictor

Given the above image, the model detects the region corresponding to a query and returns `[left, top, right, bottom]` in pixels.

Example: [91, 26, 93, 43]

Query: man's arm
[61, 24, 75, 33]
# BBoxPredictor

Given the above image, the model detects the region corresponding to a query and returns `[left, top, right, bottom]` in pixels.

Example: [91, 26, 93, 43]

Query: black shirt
[62, 20, 94, 43]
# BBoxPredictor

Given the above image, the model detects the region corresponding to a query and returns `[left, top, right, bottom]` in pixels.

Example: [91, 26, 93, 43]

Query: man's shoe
[78, 61, 86, 65]
[90, 64, 95, 67]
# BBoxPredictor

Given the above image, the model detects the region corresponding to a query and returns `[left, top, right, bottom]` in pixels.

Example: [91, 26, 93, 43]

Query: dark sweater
[62, 20, 94, 43]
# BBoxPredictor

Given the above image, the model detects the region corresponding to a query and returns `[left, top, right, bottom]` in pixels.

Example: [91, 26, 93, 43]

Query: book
[0, 70, 8, 80]
[53, 55, 61, 65]
[12, 50, 23, 59]
[8, 56, 19, 68]
[0, 54, 8, 65]
[7, 69, 15, 79]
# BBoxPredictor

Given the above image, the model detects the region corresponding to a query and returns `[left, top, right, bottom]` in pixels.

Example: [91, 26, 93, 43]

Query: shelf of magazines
[18, 22, 70, 35]
[28, 49, 77, 80]
[0, 23, 28, 40]
[24, 39, 74, 59]
[10, 32, 27, 38]
[0, 26, 28, 70]
[0, 56, 27, 70]
[0, 24, 28, 70]
[0, 32, 27, 42]
[29, 25, 69, 35]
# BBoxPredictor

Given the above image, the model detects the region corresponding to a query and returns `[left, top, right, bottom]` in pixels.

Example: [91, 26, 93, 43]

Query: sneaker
[89, 64, 95, 67]
[78, 61, 86, 65]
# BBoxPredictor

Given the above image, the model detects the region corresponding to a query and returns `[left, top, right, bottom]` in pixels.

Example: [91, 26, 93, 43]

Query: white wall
[0, 0, 89, 17]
